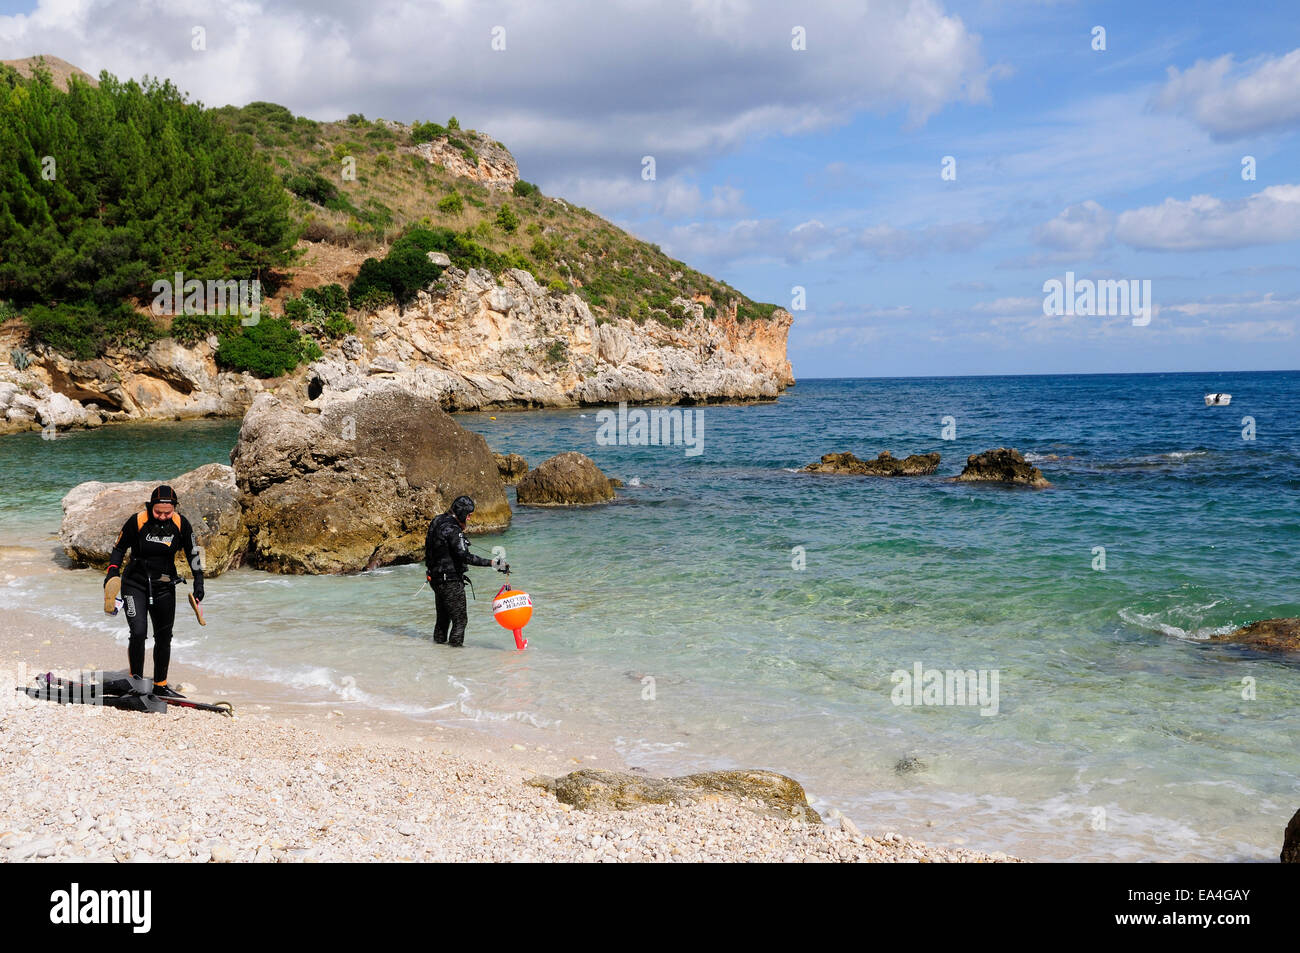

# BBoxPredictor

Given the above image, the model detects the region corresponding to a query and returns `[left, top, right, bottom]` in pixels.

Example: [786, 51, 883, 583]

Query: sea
[2, 371, 1297, 861]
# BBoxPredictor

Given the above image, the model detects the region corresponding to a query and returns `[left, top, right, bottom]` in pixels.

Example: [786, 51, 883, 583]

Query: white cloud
[1115, 184, 1300, 251]
[541, 175, 747, 221]
[1152, 48, 1300, 139]
[973, 296, 1038, 312]
[0, 0, 1000, 184]
[1034, 200, 1114, 253]
[857, 221, 992, 260]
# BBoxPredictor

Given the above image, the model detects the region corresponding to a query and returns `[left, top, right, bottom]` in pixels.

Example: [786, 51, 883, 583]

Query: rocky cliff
[1, 265, 793, 433]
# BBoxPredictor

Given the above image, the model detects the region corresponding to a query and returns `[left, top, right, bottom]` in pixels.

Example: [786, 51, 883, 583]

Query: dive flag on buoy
[493, 585, 533, 650]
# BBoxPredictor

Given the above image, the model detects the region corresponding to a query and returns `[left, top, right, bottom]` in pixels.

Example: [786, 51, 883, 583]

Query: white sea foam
[1118, 606, 1236, 641]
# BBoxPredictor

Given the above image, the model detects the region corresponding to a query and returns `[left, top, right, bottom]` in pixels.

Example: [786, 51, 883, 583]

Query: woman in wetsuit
[102, 485, 204, 697]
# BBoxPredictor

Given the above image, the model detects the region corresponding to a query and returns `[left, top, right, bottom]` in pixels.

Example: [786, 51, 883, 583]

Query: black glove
[104, 566, 120, 587]
[498, 562, 510, 574]
[193, 578, 205, 602]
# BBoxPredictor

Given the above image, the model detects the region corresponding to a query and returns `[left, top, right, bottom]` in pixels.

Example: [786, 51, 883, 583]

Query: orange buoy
[492, 585, 533, 650]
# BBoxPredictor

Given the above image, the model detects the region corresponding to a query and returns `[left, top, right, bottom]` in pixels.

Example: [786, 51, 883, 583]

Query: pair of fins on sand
[19, 671, 234, 717]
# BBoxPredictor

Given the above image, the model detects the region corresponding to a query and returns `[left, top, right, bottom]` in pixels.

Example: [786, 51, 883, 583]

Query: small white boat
[1204, 393, 1231, 406]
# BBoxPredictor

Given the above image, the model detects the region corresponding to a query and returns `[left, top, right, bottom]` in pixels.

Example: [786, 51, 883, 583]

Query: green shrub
[10, 347, 32, 370]
[215, 317, 308, 377]
[437, 191, 464, 214]
[512, 180, 539, 198]
[447, 116, 460, 130]
[410, 121, 447, 143]
[170, 312, 241, 345]
[545, 339, 567, 364]
[351, 288, 395, 312]
[283, 169, 339, 206]
[495, 204, 519, 233]
[323, 314, 355, 338]
[302, 283, 349, 314]
[282, 296, 313, 323]
[736, 301, 779, 323]
[547, 278, 568, 293]
[22, 301, 159, 359]
[347, 235, 443, 308]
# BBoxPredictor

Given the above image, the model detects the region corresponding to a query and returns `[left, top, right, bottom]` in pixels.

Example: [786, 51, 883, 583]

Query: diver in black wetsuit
[424, 495, 508, 647]
[103, 485, 204, 696]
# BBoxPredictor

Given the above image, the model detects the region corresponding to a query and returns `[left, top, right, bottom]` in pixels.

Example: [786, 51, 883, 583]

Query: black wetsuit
[424, 512, 493, 646]
[106, 513, 203, 682]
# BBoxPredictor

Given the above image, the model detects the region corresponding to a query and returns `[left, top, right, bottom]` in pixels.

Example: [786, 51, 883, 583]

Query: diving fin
[104, 575, 121, 615]
[97, 670, 154, 697]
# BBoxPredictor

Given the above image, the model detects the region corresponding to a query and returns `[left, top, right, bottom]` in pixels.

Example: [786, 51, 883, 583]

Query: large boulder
[803, 450, 940, 476]
[494, 452, 529, 485]
[1210, 618, 1300, 655]
[954, 447, 1050, 488]
[59, 463, 248, 576]
[515, 451, 614, 506]
[528, 769, 821, 824]
[1283, 808, 1300, 863]
[230, 385, 509, 574]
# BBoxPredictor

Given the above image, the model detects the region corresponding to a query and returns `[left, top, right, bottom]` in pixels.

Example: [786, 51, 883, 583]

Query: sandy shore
[0, 547, 1017, 863]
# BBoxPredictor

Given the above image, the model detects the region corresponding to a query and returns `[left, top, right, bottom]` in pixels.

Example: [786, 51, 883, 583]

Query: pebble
[0, 674, 1020, 865]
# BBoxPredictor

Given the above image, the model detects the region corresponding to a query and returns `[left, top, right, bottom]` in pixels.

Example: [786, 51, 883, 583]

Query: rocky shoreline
[0, 592, 1018, 864]
[0, 265, 794, 436]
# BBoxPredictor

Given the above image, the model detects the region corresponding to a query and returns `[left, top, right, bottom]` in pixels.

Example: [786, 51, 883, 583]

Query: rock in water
[1210, 618, 1300, 654]
[515, 452, 615, 506]
[803, 450, 941, 476]
[60, 463, 248, 576]
[230, 386, 509, 573]
[954, 447, 1050, 487]
[529, 768, 821, 824]
[1283, 808, 1300, 863]
[493, 452, 529, 485]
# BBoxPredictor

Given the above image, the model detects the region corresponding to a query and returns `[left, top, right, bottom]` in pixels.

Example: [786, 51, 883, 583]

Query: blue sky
[3, 0, 1298, 377]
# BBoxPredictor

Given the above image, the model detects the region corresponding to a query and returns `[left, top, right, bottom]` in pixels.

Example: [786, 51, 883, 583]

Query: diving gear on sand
[25, 672, 233, 716]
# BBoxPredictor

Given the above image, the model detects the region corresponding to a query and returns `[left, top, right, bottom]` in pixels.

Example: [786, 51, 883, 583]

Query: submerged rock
[803, 450, 940, 476]
[515, 451, 615, 506]
[529, 768, 821, 824]
[954, 447, 1050, 487]
[1283, 808, 1300, 863]
[59, 463, 248, 576]
[230, 385, 509, 574]
[493, 452, 529, 485]
[1210, 618, 1300, 655]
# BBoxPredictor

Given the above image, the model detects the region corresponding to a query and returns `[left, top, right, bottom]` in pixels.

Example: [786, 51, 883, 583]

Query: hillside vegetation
[1, 60, 779, 378]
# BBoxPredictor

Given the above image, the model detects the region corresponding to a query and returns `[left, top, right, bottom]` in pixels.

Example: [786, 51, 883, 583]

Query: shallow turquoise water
[2, 372, 1297, 860]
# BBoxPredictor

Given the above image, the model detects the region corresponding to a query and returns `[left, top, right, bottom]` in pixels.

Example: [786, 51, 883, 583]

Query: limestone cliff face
[0, 337, 260, 434]
[308, 266, 794, 409]
[401, 135, 519, 190]
[1, 266, 793, 433]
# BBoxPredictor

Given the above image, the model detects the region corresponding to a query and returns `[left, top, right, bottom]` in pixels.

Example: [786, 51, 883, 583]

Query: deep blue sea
[2, 371, 1298, 861]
